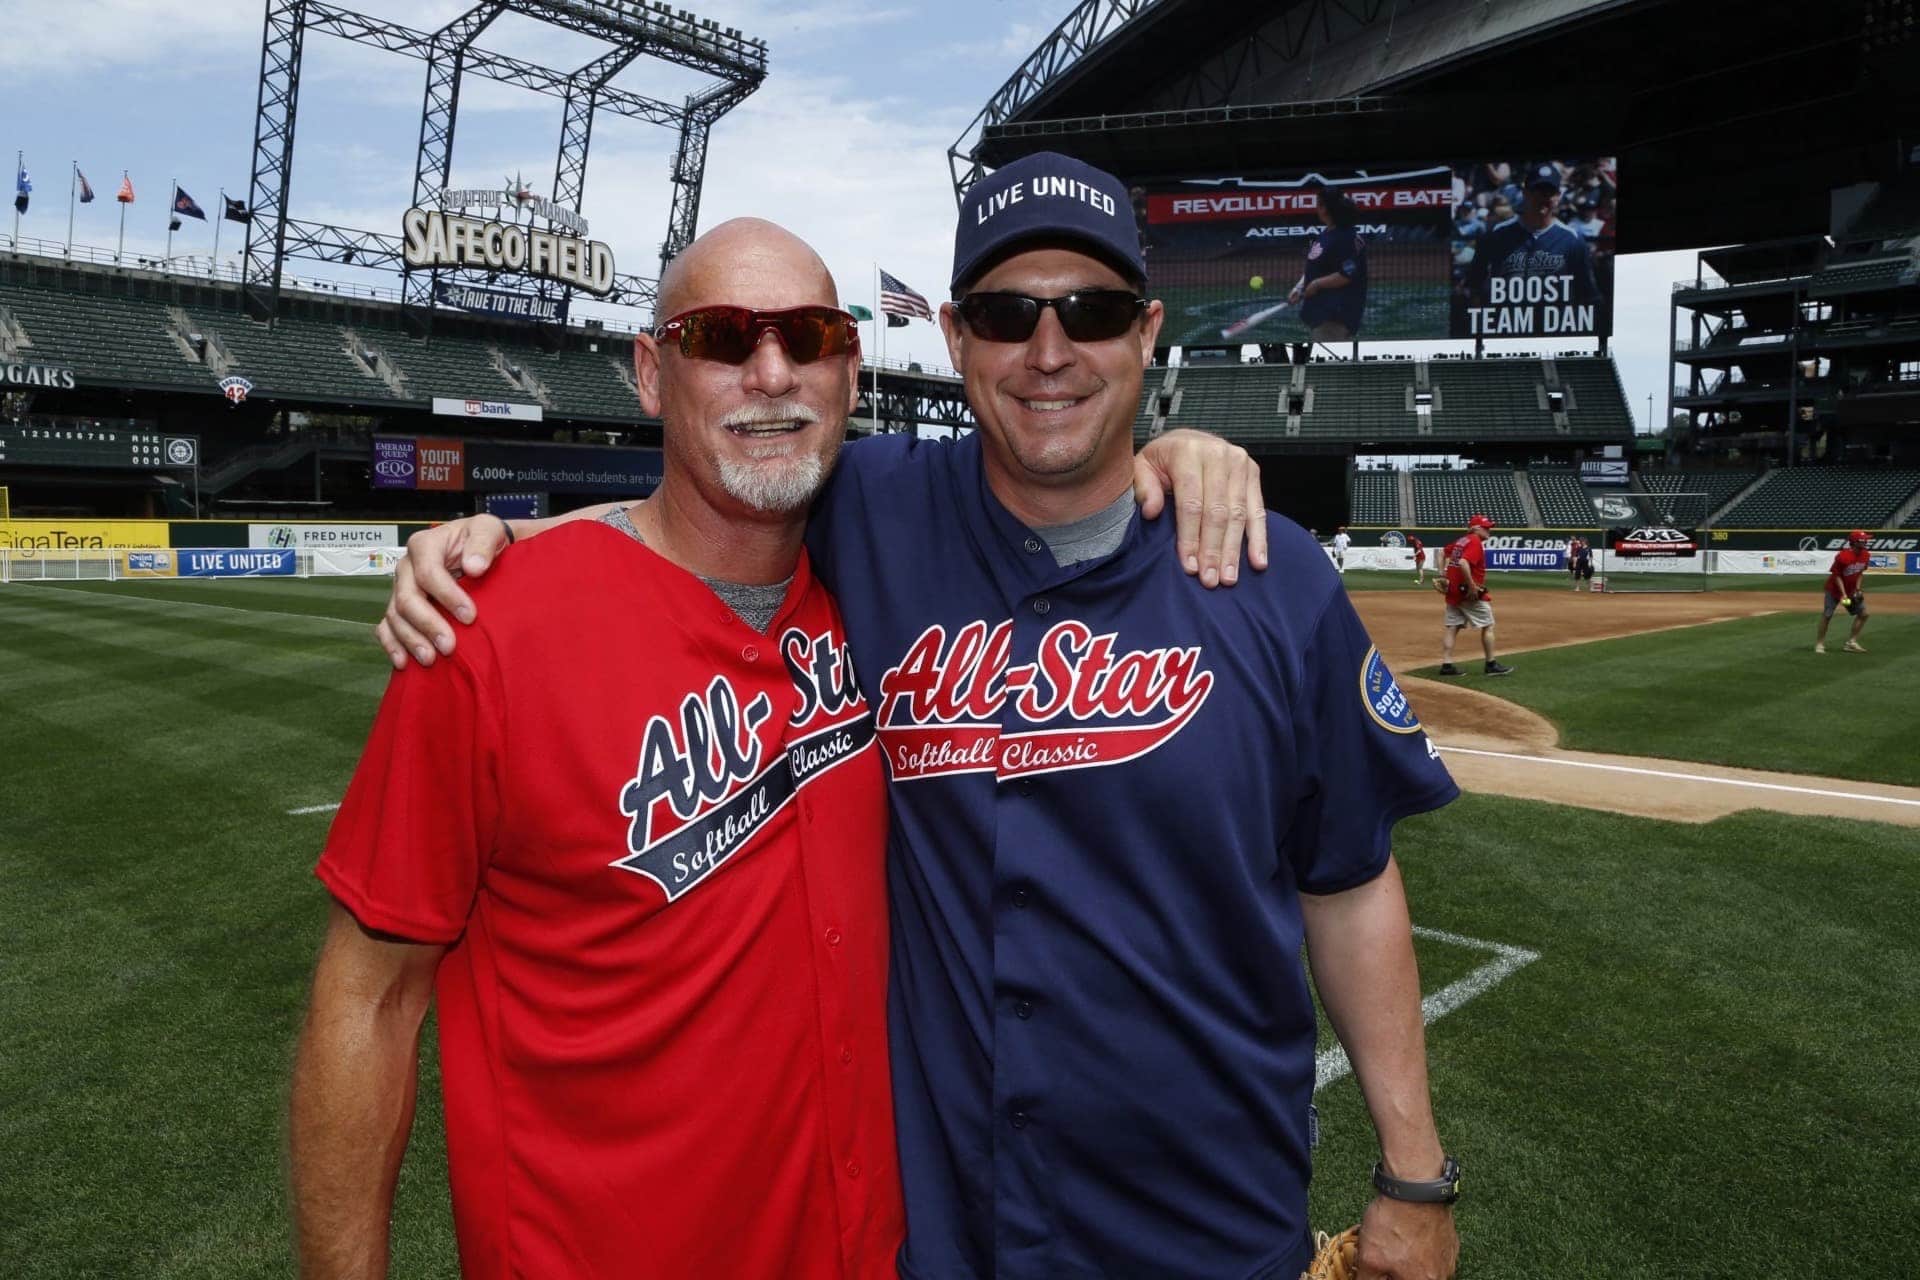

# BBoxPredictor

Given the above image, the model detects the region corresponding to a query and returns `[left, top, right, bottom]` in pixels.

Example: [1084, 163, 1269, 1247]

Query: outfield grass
[1411, 612, 1919, 787]
[3, 578, 1916, 1277]
[1310, 794, 1920, 1279]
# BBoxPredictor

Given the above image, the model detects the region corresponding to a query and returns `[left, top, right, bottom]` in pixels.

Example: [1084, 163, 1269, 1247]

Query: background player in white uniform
[1331, 525, 1352, 574]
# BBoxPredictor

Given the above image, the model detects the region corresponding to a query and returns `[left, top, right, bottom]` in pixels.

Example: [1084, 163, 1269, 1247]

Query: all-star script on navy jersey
[804, 432, 1458, 1280]
[876, 619, 1213, 781]
[615, 627, 876, 899]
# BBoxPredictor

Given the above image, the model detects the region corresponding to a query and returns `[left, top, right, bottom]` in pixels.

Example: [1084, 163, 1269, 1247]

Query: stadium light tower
[241, 0, 766, 324]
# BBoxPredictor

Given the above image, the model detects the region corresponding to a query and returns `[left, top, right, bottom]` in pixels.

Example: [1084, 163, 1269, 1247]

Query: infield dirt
[1351, 588, 1920, 827]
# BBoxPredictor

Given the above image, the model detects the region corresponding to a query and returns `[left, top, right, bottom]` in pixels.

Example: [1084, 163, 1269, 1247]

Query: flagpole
[66, 162, 76, 256]
[165, 177, 176, 262]
[12, 151, 21, 250]
[117, 171, 127, 261]
[212, 188, 223, 278]
[871, 265, 881, 434]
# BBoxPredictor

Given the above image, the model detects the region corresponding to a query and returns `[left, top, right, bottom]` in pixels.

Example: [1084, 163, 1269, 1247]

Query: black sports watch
[1371, 1155, 1461, 1205]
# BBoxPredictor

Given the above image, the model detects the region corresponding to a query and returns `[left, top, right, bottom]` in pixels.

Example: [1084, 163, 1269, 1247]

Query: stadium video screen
[1132, 159, 1616, 345]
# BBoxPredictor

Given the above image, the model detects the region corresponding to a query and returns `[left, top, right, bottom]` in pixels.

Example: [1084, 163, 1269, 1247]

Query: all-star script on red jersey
[875, 619, 1214, 781]
[615, 626, 875, 899]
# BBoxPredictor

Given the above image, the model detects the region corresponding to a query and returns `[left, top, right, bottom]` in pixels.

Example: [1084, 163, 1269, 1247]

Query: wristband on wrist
[1372, 1155, 1461, 1205]
[495, 514, 516, 546]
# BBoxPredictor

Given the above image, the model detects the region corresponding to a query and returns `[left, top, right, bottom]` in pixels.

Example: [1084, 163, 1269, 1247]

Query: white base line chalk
[1435, 745, 1920, 810]
[287, 803, 343, 816]
[1315, 926, 1541, 1093]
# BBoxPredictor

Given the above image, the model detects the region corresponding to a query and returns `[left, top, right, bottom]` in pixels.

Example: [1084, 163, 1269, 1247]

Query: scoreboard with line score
[0, 425, 198, 470]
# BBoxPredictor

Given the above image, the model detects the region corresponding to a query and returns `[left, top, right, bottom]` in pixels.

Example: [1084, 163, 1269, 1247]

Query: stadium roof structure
[952, 0, 1920, 254]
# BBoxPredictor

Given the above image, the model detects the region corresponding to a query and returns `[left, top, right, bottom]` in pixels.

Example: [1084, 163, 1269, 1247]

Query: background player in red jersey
[1436, 514, 1514, 676]
[290, 219, 904, 1280]
[1408, 533, 1427, 585]
[1815, 529, 1873, 653]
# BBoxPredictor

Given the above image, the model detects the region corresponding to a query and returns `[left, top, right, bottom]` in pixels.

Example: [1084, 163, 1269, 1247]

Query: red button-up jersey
[1443, 533, 1488, 606]
[318, 521, 901, 1279]
[1827, 546, 1871, 599]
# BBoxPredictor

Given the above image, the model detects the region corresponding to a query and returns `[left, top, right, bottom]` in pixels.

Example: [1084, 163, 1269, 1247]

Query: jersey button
[844, 1160, 861, 1179]
[1010, 1110, 1029, 1130]
[1032, 598, 1050, 615]
[1011, 887, 1031, 909]
[741, 644, 759, 662]
[825, 928, 843, 947]
[1015, 1000, 1033, 1020]
[840, 1046, 854, 1066]
[1023, 536, 1043, 554]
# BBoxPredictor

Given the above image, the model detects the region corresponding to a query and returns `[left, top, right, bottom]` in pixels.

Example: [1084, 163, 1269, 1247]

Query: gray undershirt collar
[1033, 489, 1134, 567]
[600, 505, 791, 634]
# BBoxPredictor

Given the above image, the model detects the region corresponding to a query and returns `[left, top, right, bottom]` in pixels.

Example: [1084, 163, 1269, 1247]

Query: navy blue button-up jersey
[806, 432, 1458, 1280]
[1299, 223, 1369, 333]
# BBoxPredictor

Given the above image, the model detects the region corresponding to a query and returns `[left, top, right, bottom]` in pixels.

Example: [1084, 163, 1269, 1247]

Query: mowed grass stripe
[1308, 795, 1920, 1277]
[1413, 613, 1918, 787]
[0, 583, 453, 1277]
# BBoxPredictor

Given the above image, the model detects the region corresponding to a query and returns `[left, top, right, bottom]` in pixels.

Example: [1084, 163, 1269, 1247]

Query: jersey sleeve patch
[1360, 645, 1421, 734]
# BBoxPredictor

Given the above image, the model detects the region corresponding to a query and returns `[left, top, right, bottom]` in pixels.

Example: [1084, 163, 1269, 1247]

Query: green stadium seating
[0, 280, 206, 389]
[1527, 467, 1597, 527]
[1712, 467, 1920, 528]
[187, 309, 382, 400]
[1635, 470, 1760, 522]
[1350, 471, 1399, 524]
[1135, 354, 1634, 447]
[1411, 470, 1527, 527]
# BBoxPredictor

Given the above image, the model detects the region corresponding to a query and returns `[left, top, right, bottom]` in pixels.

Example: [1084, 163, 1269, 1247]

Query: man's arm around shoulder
[289, 902, 444, 1280]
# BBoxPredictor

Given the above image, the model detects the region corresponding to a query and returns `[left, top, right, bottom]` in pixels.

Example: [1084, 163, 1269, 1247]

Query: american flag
[879, 268, 932, 321]
[116, 173, 135, 204]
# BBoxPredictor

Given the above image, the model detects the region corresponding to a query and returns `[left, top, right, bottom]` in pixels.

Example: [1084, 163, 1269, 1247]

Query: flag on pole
[847, 303, 873, 322]
[223, 196, 251, 224]
[76, 169, 95, 203]
[117, 173, 135, 203]
[14, 162, 30, 214]
[173, 185, 206, 220]
[886, 314, 909, 328]
[878, 268, 932, 321]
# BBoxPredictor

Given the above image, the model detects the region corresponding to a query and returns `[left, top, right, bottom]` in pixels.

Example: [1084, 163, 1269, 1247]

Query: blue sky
[0, 0, 1692, 433]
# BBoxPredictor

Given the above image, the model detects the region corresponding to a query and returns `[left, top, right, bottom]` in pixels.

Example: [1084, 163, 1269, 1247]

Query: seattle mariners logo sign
[875, 619, 1213, 781]
[611, 629, 876, 901]
[1361, 646, 1421, 734]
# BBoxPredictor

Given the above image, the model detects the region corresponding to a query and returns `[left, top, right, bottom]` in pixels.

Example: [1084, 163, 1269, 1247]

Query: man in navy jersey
[1289, 183, 1370, 341]
[380, 152, 1462, 1280]
[1462, 161, 1599, 336]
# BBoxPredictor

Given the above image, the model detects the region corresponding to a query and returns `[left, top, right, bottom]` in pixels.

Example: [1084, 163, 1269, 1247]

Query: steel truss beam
[661, 78, 756, 272]
[242, 0, 308, 320]
[241, 0, 764, 324]
[948, 0, 1164, 203]
[403, 2, 510, 308]
[947, 0, 1395, 203]
[857, 376, 975, 434]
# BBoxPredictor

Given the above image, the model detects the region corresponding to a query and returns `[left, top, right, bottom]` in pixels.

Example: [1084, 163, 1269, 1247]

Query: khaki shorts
[1310, 319, 1354, 342]
[1445, 600, 1495, 629]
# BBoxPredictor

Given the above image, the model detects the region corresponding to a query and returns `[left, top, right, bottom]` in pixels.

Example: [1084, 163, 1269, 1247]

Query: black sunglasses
[956, 290, 1147, 343]
[653, 304, 859, 365]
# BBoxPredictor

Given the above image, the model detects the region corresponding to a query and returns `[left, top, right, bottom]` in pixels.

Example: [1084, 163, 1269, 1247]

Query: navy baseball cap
[951, 151, 1146, 290]
[1523, 161, 1561, 190]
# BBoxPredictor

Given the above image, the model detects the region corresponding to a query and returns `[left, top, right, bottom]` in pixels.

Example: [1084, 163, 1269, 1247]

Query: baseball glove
[1300, 1226, 1360, 1280]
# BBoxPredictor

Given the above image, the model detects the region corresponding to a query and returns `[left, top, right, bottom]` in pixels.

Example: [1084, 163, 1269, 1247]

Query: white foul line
[1435, 745, 1920, 810]
[287, 802, 343, 816]
[1315, 926, 1540, 1093]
